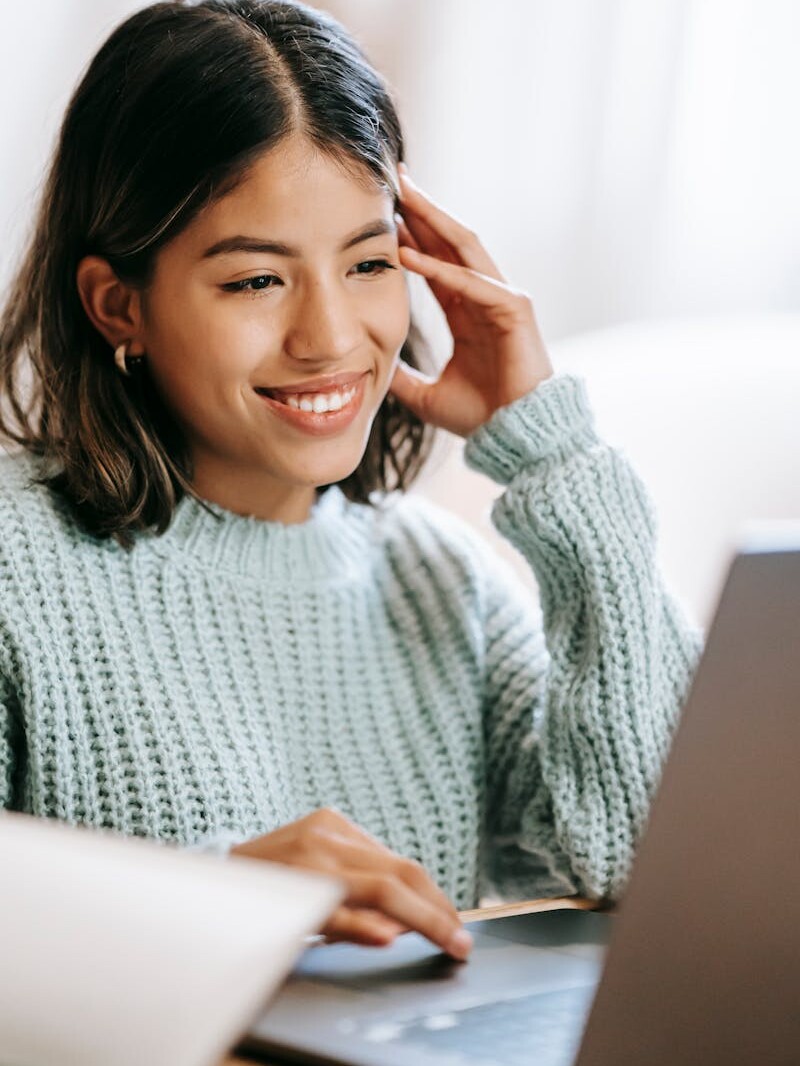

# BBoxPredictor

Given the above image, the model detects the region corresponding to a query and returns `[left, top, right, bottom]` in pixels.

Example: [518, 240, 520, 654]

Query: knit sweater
[0, 375, 700, 906]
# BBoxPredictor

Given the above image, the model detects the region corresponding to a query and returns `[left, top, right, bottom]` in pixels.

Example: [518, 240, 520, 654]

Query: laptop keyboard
[359, 984, 595, 1066]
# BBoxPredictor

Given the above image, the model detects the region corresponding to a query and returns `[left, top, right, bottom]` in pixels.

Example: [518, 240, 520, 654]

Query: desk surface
[218, 896, 601, 1065]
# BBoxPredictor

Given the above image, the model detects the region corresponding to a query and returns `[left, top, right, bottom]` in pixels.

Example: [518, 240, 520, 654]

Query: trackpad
[291, 910, 608, 1012]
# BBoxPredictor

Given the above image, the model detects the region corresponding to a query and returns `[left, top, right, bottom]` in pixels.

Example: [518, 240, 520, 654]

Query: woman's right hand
[230, 808, 473, 960]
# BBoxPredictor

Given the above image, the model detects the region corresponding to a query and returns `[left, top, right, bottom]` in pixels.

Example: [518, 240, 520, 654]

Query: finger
[354, 910, 410, 938]
[393, 856, 462, 925]
[389, 358, 435, 420]
[398, 171, 505, 281]
[307, 811, 462, 926]
[394, 212, 422, 253]
[395, 218, 461, 312]
[399, 201, 458, 266]
[318, 816, 461, 924]
[396, 167, 456, 263]
[398, 245, 528, 325]
[322, 905, 404, 947]
[346, 870, 472, 960]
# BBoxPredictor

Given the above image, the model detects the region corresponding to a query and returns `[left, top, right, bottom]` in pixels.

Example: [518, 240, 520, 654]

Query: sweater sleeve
[462, 374, 702, 901]
[0, 671, 20, 811]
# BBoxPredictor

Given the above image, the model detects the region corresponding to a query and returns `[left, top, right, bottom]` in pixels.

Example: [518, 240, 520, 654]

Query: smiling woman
[0, 0, 700, 960]
[0, 0, 434, 539]
[75, 133, 414, 522]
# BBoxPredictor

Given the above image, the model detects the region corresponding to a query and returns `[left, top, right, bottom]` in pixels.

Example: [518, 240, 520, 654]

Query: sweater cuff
[462, 374, 599, 486]
[186, 828, 242, 859]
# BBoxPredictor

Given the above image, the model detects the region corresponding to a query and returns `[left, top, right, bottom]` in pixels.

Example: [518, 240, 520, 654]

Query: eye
[221, 274, 281, 295]
[351, 259, 397, 277]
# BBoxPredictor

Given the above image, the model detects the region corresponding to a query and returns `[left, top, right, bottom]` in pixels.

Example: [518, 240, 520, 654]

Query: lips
[254, 371, 367, 437]
[256, 370, 368, 399]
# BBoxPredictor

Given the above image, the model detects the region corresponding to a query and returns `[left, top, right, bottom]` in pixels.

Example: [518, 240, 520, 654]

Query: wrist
[187, 828, 243, 858]
[463, 374, 598, 485]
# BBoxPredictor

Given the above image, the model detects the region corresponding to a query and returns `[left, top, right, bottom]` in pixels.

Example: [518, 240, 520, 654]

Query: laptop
[0, 813, 343, 1066]
[241, 532, 800, 1066]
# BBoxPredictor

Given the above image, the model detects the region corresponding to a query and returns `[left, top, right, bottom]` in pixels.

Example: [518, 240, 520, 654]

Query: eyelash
[222, 259, 397, 297]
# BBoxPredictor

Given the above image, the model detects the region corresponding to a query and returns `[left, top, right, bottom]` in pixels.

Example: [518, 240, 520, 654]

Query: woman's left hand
[388, 164, 553, 439]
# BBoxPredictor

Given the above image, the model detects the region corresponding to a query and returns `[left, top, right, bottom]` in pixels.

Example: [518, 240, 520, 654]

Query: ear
[75, 256, 145, 355]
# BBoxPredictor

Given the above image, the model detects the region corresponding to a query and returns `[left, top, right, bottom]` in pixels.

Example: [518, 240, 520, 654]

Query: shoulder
[0, 450, 94, 573]
[0, 449, 68, 528]
[0, 448, 36, 489]
[375, 487, 487, 563]
[0, 450, 49, 520]
[369, 488, 524, 614]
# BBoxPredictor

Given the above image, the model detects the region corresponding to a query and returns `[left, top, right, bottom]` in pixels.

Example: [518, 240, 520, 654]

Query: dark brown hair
[0, 0, 436, 546]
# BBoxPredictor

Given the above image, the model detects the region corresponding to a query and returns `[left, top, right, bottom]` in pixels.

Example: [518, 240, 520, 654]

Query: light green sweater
[0, 375, 700, 906]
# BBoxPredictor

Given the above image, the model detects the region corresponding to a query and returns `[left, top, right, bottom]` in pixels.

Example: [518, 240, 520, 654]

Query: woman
[0, 0, 700, 961]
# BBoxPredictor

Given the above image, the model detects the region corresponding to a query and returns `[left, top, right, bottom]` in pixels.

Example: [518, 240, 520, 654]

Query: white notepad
[0, 812, 343, 1066]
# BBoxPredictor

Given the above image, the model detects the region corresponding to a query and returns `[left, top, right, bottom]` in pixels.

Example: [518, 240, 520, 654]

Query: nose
[283, 277, 364, 364]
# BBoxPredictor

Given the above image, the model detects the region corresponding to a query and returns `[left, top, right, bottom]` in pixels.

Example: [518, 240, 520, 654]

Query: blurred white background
[3, 0, 799, 335]
[2, 0, 798, 622]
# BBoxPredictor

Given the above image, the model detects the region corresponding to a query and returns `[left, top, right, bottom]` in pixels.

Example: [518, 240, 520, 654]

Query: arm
[388, 165, 700, 901]
[0, 671, 21, 811]
[463, 374, 702, 901]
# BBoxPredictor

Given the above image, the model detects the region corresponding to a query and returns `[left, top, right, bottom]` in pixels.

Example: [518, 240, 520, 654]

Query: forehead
[186, 136, 395, 253]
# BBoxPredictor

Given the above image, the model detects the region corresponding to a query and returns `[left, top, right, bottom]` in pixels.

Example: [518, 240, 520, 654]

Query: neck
[189, 461, 319, 524]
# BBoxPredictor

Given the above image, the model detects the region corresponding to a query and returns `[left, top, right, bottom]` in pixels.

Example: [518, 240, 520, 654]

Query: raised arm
[463, 374, 702, 901]
[386, 165, 700, 901]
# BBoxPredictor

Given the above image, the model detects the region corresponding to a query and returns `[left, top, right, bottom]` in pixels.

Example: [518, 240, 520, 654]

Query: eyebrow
[200, 218, 397, 260]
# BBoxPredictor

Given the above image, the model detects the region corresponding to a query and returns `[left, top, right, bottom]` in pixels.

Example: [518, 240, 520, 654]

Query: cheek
[368, 279, 411, 364]
[143, 286, 262, 399]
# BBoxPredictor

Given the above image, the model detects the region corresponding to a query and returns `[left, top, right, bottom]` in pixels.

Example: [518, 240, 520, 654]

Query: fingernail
[448, 929, 473, 959]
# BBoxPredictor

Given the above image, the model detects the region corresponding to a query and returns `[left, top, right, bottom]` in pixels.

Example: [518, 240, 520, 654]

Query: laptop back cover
[576, 544, 800, 1065]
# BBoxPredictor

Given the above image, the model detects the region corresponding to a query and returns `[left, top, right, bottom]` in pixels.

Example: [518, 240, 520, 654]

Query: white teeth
[281, 385, 357, 413]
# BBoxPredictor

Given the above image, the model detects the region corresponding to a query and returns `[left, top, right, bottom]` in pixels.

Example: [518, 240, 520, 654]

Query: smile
[253, 374, 368, 437]
[258, 384, 358, 413]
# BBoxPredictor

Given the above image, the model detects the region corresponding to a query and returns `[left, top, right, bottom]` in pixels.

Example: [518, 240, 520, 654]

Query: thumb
[388, 359, 436, 419]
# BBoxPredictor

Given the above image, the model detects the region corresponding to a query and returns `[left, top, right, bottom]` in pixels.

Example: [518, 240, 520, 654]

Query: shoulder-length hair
[0, 0, 436, 547]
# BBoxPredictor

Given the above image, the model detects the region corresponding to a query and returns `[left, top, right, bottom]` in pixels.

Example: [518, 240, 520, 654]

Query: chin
[286, 452, 367, 492]
[300, 423, 378, 484]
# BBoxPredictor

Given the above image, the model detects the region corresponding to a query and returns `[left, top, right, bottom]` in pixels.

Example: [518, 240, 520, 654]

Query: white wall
[2, 1, 799, 342]
[321, 0, 800, 346]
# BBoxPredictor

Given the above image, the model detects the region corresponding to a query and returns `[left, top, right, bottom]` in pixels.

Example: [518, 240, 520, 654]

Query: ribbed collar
[151, 485, 377, 584]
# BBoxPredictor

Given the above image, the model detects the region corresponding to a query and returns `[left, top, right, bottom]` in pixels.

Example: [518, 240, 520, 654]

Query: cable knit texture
[0, 375, 701, 905]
